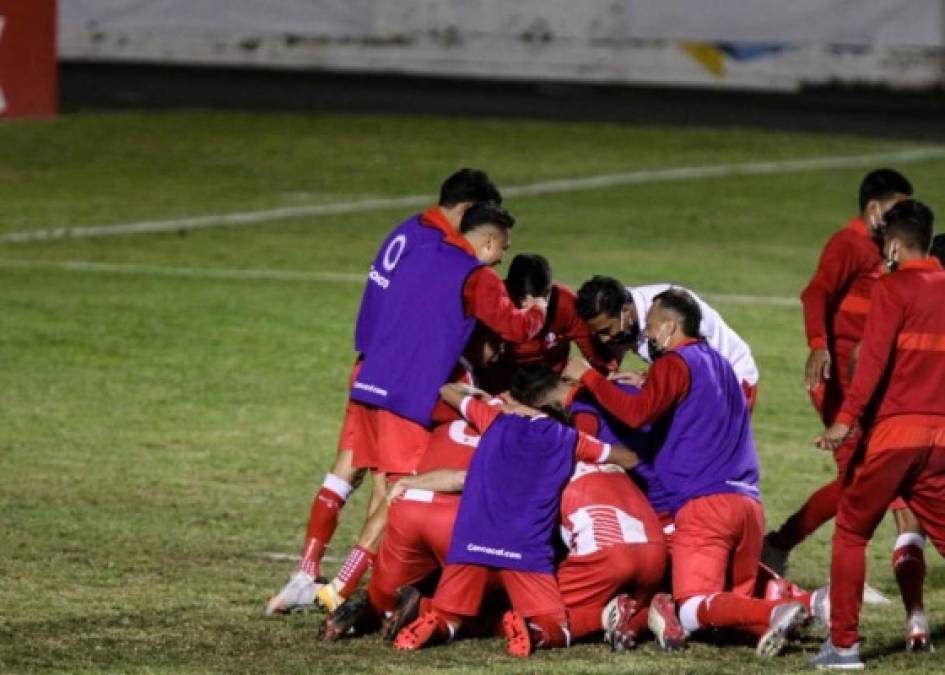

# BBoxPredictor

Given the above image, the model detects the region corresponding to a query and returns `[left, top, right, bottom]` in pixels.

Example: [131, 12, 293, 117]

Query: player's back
[876, 260, 945, 418]
[561, 464, 663, 556]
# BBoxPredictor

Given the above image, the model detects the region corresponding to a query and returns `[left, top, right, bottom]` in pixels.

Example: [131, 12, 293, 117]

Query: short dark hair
[438, 168, 502, 208]
[883, 199, 935, 253]
[858, 169, 913, 211]
[931, 233, 945, 267]
[653, 288, 702, 338]
[576, 275, 627, 320]
[505, 254, 552, 305]
[459, 202, 515, 234]
[509, 365, 560, 408]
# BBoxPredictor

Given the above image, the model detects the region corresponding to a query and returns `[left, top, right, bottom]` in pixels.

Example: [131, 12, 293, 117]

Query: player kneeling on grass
[320, 329, 504, 641]
[564, 288, 808, 658]
[393, 381, 640, 657]
[509, 365, 667, 651]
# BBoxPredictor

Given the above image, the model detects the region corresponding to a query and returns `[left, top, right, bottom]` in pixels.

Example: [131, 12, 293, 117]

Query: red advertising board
[0, 0, 56, 118]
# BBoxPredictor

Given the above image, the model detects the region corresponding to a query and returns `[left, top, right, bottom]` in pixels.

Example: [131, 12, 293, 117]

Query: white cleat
[861, 583, 891, 606]
[810, 585, 831, 628]
[265, 570, 323, 616]
[906, 611, 935, 653]
[756, 601, 808, 658]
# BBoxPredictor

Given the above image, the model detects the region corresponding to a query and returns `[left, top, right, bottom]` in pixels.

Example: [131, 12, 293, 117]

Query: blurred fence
[60, 0, 945, 91]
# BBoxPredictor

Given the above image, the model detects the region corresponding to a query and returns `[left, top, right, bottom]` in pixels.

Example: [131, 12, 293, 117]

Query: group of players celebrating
[265, 167, 945, 669]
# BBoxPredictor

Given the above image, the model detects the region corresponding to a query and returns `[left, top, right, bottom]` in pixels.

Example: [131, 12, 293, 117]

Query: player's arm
[387, 470, 467, 503]
[564, 354, 689, 428]
[816, 282, 901, 449]
[574, 430, 639, 470]
[800, 235, 859, 388]
[464, 266, 547, 342]
[440, 384, 503, 434]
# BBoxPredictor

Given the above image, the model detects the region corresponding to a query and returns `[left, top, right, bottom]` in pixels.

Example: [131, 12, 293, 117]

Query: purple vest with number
[655, 341, 760, 514]
[569, 385, 672, 515]
[351, 216, 482, 426]
[447, 414, 577, 574]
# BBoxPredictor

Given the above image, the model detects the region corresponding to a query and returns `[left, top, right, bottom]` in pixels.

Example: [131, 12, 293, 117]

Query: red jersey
[560, 463, 664, 556]
[801, 217, 884, 352]
[415, 418, 481, 473]
[837, 257, 945, 428]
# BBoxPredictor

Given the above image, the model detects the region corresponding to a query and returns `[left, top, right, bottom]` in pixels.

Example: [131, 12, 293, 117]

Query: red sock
[893, 543, 926, 615]
[298, 486, 347, 577]
[336, 545, 375, 597]
[628, 606, 650, 636]
[527, 612, 570, 649]
[696, 593, 782, 638]
[768, 479, 840, 550]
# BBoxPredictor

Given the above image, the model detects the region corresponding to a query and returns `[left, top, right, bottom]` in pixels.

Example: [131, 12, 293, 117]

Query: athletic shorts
[671, 493, 764, 602]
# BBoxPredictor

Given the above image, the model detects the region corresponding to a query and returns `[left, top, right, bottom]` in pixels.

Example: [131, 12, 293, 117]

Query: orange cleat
[502, 611, 532, 658]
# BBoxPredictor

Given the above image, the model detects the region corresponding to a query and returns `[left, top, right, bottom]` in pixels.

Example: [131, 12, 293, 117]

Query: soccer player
[564, 289, 807, 658]
[315, 201, 550, 611]
[811, 200, 944, 669]
[575, 276, 759, 409]
[393, 382, 640, 657]
[320, 328, 503, 641]
[266, 169, 543, 614]
[477, 253, 613, 392]
[762, 170, 927, 630]
[509, 365, 667, 651]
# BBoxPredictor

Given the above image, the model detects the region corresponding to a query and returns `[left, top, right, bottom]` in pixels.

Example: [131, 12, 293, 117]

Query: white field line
[0, 257, 801, 307]
[2, 146, 944, 244]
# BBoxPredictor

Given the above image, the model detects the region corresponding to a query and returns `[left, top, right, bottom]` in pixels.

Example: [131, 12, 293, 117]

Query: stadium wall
[60, 0, 945, 91]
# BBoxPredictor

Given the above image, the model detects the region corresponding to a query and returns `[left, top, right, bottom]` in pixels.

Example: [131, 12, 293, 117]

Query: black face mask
[610, 323, 639, 349]
[647, 336, 666, 360]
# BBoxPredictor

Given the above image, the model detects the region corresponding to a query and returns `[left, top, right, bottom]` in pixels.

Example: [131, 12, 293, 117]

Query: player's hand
[386, 478, 412, 504]
[814, 422, 851, 450]
[521, 294, 548, 314]
[608, 370, 646, 387]
[563, 356, 592, 383]
[805, 348, 831, 391]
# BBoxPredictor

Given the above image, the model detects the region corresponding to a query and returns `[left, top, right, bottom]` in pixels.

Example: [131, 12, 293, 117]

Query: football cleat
[906, 611, 934, 653]
[502, 611, 532, 658]
[601, 594, 640, 652]
[264, 570, 324, 616]
[316, 580, 346, 612]
[380, 586, 423, 642]
[808, 639, 864, 670]
[647, 593, 687, 652]
[756, 601, 808, 658]
[809, 585, 830, 628]
[393, 610, 452, 651]
[320, 589, 370, 641]
[761, 534, 790, 577]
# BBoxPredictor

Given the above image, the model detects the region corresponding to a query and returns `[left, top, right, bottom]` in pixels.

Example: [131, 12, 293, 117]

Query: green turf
[2, 111, 945, 673]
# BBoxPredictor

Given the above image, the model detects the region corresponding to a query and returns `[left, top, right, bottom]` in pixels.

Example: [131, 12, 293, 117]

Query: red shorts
[557, 542, 665, 612]
[368, 492, 458, 613]
[434, 565, 565, 619]
[349, 403, 431, 475]
[671, 493, 764, 602]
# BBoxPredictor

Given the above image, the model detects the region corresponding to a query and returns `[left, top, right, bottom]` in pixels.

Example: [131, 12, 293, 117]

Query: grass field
[2, 111, 945, 673]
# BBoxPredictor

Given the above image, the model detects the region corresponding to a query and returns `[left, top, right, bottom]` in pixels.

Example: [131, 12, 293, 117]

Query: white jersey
[627, 284, 759, 386]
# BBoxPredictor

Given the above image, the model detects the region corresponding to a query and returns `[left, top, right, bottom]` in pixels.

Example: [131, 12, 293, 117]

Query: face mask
[609, 311, 639, 347]
[646, 324, 673, 360]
